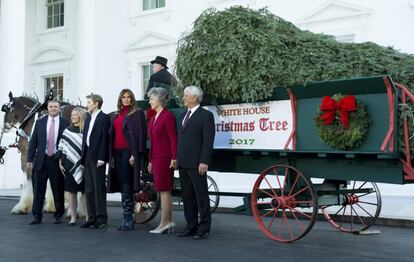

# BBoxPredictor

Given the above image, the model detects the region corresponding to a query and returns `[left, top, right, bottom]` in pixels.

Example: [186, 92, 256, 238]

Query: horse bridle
[1, 101, 19, 130]
[0, 99, 41, 163]
[0, 102, 13, 163]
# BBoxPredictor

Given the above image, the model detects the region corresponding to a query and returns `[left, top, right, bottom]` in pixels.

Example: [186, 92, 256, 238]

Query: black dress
[58, 126, 85, 193]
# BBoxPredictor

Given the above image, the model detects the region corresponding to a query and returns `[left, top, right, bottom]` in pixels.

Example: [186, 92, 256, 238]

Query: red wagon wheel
[251, 165, 318, 243]
[321, 180, 381, 232]
[134, 174, 160, 224]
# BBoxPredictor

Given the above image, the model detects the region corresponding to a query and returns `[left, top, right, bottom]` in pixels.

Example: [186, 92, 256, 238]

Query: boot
[117, 218, 126, 231]
[118, 193, 135, 231]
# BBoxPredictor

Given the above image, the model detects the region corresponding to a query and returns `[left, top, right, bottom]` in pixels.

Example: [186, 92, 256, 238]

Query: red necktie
[182, 110, 191, 129]
[47, 118, 55, 156]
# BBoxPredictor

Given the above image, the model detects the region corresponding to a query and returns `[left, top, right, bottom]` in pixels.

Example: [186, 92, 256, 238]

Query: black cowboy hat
[150, 56, 169, 69]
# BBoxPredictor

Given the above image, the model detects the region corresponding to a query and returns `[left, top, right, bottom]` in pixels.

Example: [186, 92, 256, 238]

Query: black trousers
[114, 149, 134, 219]
[84, 149, 107, 223]
[179, 168, 211, 234]
[32, 156, 65, 220]
[114, 149, 133, 194]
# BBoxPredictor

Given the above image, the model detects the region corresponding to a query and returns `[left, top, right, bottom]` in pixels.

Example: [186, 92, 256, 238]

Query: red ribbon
[320, 95, 356, 128]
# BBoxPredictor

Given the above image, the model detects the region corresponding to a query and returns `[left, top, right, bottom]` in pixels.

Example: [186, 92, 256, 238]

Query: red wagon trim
[395, 83, 414, 181]
[284, 88, 297, 150]
[380, 77, 395, 152]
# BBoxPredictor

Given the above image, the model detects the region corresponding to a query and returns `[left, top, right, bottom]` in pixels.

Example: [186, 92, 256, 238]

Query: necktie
[47, 118, 55, 156]
[182, 110, 191, 129]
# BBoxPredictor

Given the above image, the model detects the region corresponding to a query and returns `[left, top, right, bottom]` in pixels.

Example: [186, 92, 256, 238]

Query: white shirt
[45, 116, 59, 154]
[182, 104, 200, 126]
[86, 109, 101, 147]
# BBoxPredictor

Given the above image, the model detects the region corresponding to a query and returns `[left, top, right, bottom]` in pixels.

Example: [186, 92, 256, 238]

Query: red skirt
[151, 158, 174, 191]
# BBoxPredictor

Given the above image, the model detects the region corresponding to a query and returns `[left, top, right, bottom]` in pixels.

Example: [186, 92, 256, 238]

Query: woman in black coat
[108, 89, 147, 231]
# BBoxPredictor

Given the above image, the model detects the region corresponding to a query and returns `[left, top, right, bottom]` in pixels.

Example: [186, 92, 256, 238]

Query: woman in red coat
[147, 87, 177, 234]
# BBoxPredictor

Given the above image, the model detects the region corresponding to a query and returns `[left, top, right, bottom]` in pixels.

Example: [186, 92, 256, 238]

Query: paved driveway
[0, 198, 413, 262]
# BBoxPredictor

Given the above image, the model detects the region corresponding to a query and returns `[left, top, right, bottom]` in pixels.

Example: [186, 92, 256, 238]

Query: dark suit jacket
[27, 116, 70, 171]
[81, 111, 110, 164]
[107, 109, 147, 193]
[177, 106, 215, 169]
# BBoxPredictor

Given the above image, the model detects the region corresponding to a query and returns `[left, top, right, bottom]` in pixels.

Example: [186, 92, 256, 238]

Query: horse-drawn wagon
[135, 75, 414, 243]
[2, 75, 413, 243]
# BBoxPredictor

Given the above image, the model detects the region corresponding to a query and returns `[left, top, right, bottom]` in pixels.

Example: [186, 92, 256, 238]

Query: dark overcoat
[107, 109, 147, 193]
[81, 111, 111, 164]
[146, 68, 177, 94]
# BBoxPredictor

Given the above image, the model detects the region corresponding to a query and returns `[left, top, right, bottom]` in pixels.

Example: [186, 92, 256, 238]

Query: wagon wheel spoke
[334, 205, 345, 216]
[288, 208, 313, 220]
[266, 210, 278, 230]
[350, 203, 354, 232]
[277, 212, 285, 239]
[355, 203, 374, 218]
[288, 207, 305, 232]
[286, 186, 309, 200]
[282, 167, 289, 194]
[339, 205, 348, 229]
[357, 181, 367, 190]
[263, 176, 279, 198]
[289, 200, 313, 205]
[356, 192, 371, 198]
[351, 206, 367, 227]
[282, 211, 295, 240]
[357, 201, 378, 206]
[273, 168, 284, 196]
[254, 201, 272, 206]
[261, 208, 275, 219]
[287, 174, 300, 197]
[258, 188, 277, 199]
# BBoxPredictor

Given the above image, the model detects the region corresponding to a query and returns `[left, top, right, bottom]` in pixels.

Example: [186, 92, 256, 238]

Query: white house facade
[2, 0, 414, 112]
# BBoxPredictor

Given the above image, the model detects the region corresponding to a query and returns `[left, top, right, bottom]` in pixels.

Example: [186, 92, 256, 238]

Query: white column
[0, 0, 25, 104]
[0, 0, 26, 188]
[76, 0, 96, 97]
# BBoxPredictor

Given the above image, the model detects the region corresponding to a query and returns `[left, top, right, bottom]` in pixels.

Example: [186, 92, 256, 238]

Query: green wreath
[315, 94, 370, 150]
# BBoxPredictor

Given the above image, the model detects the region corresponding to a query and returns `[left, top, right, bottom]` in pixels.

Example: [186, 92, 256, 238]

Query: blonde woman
[58, 107, 88, 226]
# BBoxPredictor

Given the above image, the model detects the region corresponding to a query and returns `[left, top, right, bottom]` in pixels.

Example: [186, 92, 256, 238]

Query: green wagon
[135, 75, 414, 243]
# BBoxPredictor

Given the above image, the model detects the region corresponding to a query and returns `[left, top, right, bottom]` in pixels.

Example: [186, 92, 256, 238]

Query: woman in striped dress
[58, 107, 88, 226]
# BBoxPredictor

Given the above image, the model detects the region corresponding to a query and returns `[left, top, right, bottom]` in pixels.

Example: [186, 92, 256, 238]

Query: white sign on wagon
[204, 100, 293, 150]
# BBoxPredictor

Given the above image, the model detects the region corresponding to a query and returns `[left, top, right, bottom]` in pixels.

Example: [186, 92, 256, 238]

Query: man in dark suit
[80, 94, 110, 229]
[27, 100, 69, 224]
[176, 85, 215, 239]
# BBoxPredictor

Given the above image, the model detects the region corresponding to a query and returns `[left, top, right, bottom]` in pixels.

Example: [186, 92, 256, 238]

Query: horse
[1, 91, 84, 216]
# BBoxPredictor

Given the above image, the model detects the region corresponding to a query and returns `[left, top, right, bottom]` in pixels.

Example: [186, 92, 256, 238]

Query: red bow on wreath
[320, 95, 356, 128]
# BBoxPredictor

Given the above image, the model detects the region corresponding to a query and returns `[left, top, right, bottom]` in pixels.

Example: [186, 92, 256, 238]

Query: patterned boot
[119, 193, 135, 231]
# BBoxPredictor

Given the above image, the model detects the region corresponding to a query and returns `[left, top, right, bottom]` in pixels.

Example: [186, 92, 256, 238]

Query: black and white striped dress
[58, 126, 85, 192]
